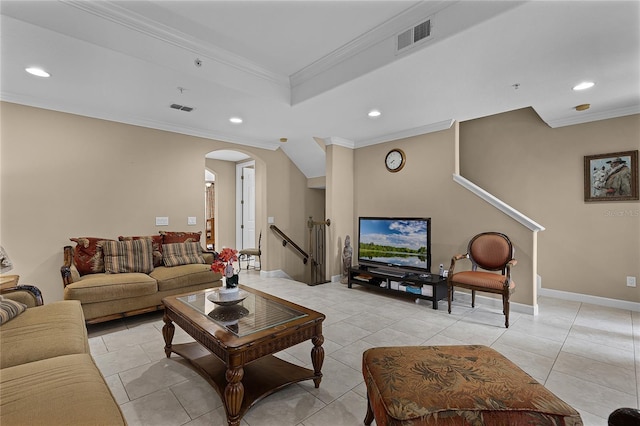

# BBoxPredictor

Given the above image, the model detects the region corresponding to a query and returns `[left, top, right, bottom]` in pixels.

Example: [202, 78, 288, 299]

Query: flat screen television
[357, 217, 431, 273]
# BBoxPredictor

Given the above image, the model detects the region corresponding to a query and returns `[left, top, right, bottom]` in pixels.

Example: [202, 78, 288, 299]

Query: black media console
[347, 265, 447, 309]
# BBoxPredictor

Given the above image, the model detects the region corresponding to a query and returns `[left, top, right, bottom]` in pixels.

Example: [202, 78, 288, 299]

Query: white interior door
[236, 161, 255, 250]
[242, 166, 255, 249]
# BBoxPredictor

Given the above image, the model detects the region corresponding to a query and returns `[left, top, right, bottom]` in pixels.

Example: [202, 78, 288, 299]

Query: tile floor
[88, 271, 639, 426]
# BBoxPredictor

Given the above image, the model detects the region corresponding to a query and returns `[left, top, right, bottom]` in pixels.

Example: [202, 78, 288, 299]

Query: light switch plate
[187, 217, 196, 225]
[268, 216, 275, 224]
[156, 216, 169, 226]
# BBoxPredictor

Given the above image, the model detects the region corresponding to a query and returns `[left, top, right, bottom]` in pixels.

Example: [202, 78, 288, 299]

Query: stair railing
[270, 225, 309, 264]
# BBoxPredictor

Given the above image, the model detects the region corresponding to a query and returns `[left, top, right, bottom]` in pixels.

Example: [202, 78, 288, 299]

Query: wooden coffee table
[162, 285, 325, 426]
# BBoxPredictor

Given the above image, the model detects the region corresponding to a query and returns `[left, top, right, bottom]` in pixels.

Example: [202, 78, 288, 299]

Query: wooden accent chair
[239, 231, 261, 270]
[447, 232, 517, 327]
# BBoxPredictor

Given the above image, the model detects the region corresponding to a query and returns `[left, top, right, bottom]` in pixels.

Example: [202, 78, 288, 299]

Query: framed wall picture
[584, 150, 638, 202]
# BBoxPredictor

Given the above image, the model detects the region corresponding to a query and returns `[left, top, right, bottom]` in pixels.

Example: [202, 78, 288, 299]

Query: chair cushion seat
[363, 345, 582, 425]
[150, 264, 220, 292]
[451, 271, 515, 290]
[64, 272, 157, 303]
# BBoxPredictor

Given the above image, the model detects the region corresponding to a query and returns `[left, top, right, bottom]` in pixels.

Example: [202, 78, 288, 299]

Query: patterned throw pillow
[119, 235, 164, 267]
[102, 239, 154, 274]
[160, 231, 202, 244]
[162, 242, 206, 267]
[69, 237, 114, 275]
[0, 295, 27, 325]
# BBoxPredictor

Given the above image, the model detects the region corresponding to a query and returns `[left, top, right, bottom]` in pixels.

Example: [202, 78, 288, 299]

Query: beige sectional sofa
[0, 285, 126, 425]
[61, 231, 222, 324]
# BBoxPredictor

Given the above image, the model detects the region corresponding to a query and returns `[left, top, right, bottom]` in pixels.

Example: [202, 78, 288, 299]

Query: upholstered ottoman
[362, 345, 583, 425]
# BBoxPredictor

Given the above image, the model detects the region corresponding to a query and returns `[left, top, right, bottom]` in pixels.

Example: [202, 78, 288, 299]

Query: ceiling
[1, 1, 639, 179]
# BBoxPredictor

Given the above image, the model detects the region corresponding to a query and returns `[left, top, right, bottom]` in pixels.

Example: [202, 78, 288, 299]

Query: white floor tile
[86, 271, 638, 426]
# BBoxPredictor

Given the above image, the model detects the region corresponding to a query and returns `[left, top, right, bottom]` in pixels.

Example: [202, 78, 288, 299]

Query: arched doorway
[205, 149, 265, 261]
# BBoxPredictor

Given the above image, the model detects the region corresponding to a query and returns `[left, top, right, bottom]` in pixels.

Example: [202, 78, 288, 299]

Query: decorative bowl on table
[207, 289, 249, 306]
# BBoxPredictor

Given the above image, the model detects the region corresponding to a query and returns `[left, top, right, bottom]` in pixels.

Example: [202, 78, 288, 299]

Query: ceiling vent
[170, 103, 194, 112]
[396, 19, 431, 53]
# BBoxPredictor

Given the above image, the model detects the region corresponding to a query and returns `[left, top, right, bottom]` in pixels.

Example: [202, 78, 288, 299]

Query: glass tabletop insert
[177, 289, 308, 337]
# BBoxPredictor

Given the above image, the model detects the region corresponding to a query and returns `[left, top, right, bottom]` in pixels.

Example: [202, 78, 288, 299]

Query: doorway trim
[236, 160, 256, 250]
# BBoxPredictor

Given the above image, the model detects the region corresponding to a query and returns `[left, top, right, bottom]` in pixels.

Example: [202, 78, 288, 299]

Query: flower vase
[220, 274, 239, 294]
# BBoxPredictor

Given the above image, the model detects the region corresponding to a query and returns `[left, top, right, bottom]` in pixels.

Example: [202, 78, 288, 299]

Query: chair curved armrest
[448, 253, 469, 277]
[504, 259, 517, 284]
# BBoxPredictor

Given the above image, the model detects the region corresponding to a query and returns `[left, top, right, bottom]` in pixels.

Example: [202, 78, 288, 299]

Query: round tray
[207, 289, 249, 306]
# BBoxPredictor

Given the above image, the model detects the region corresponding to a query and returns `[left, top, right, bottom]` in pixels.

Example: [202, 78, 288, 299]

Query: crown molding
[543, 105, 640, 128]
[324, 137, 355, 149]
[356, 119, 454, 148]
[62, 0, 289, 89]
[0, 92, 281, 151]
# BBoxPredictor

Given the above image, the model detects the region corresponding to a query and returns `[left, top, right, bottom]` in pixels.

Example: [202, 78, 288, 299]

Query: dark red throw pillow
[69, 237, 114, 275]
[160, 231, 202, 245]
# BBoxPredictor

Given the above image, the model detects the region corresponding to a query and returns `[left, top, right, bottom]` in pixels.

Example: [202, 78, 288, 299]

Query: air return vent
[396, 19, 431, 53]
[170, 103, 194, 112]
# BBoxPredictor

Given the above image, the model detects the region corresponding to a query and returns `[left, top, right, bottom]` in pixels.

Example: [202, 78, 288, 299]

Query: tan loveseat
[0, 285, 126, 425]
[61, 231, 222, 324]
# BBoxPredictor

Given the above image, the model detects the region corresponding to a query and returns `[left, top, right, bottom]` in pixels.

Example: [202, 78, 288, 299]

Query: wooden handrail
[270, 225, 309, 264]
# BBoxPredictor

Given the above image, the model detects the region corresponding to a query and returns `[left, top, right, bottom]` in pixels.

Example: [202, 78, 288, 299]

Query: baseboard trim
[539, 286, 640, 312]
[451, 291, 537, 316]
[258, 269, 291, 279]
[257, 271, 640, 312]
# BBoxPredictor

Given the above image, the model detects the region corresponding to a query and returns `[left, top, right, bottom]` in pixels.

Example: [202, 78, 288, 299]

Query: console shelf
[348, 266, 447, 309]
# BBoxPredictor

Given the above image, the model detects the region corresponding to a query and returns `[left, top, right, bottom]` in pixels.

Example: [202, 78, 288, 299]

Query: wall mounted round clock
[385, 148, 406, 172]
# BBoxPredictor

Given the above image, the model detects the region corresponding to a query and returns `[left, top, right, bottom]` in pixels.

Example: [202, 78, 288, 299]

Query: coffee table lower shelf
[168, 342, 320, 421]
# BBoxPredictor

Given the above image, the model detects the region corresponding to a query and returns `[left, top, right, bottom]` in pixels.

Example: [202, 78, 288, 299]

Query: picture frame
[584, 150, 638, 202]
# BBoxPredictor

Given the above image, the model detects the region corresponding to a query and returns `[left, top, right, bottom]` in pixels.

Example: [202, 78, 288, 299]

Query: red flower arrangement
[211, 247, 239, 278]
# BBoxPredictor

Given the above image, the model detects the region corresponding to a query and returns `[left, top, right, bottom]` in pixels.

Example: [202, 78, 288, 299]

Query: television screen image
[357, 217, 431, 272]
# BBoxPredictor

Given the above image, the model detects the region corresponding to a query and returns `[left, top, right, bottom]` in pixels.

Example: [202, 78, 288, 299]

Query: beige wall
[0, 102, 317, 300]
[352, 110, 639, 307]
[2, 101, 637, 306]
[460, 108, 640, 302]
[353, 125, 536, 308]
[326, 144, 355, 280]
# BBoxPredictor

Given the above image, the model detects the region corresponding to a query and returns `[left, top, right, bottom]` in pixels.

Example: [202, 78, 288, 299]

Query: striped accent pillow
[162, 242, 206, 267]
[0, 296, 27, 325]
[103, 239, 154, 274]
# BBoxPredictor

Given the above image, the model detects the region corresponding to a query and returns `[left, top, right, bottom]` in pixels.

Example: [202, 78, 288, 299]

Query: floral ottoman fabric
[362, 345, 582, 426]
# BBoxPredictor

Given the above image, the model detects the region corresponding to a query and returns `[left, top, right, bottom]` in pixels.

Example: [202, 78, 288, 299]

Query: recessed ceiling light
[573, 81, 595, 91]
[25, 67, 50, 78]
[229, 117, 243, 124]
[368, 109, 381, 118]
[279, 138, 288, 143]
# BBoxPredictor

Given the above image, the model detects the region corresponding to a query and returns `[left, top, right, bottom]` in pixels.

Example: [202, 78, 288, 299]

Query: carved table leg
[162, 313, 175, 358]
[311, 334, 325, 388]
[224, 366, 244, 426]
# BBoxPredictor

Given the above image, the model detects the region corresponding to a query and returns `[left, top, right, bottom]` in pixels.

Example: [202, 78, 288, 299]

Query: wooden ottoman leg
[364, 394, 374, 425]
